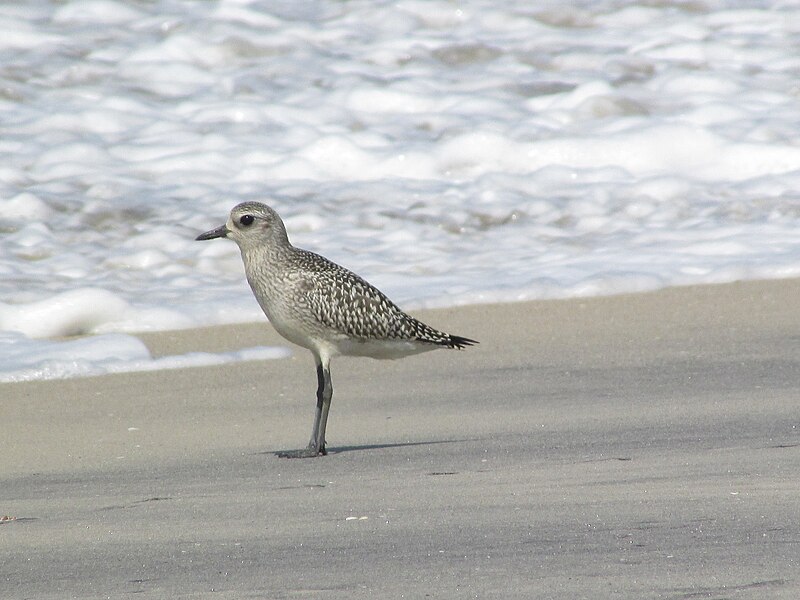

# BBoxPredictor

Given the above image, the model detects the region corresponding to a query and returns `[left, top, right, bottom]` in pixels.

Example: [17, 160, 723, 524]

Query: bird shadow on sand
[260, 438, 474, 458]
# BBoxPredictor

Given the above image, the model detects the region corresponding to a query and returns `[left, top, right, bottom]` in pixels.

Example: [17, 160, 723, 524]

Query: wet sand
[3, 278, 799, 599]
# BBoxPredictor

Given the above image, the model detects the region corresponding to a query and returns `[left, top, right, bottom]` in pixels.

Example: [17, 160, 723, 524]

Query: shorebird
[196, 201, 477, 458]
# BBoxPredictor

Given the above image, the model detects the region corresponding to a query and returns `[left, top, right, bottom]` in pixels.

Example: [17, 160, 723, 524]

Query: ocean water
[1, 0, 799, 381]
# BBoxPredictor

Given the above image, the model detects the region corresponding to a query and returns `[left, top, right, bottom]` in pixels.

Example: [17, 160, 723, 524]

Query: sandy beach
[3, 278, 799, 599]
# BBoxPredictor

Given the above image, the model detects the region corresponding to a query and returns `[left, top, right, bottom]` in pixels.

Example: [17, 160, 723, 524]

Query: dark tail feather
[445, 334, 478, 349]
[413, 320, 478, 349]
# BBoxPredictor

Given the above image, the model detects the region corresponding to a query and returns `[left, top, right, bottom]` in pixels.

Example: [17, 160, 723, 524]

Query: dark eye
[239, 214, 254, 226]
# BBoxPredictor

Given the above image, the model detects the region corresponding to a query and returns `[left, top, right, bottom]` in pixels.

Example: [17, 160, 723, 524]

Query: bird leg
[309, 359, 333, 455]
[279, 357, 332, 458]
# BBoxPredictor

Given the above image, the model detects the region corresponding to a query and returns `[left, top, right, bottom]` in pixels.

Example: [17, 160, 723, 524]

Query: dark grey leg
[315, 362, 333, 454]
[278, 355, 332, 458]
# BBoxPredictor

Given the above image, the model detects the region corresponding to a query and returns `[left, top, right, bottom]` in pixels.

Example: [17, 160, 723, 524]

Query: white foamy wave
[1, 0, 799, 380]
[0, 330, 290, 383]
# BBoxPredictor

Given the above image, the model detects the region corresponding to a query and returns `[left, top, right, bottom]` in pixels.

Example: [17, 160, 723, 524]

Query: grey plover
[196, 201, 477, 458]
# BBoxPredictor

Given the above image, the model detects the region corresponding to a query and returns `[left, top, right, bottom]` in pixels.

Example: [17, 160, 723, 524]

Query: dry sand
[2, 278, 799, 599]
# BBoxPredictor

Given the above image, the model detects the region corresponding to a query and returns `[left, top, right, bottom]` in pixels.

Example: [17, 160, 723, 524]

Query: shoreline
[4, 276, 799, 472]
[134, 274, 799, 355]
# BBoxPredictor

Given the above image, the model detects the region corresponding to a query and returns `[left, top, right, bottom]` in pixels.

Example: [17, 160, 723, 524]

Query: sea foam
[1, 0, 799, 381]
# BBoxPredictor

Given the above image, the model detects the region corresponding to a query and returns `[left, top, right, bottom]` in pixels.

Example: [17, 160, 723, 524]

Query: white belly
[333, 337, 438, 360]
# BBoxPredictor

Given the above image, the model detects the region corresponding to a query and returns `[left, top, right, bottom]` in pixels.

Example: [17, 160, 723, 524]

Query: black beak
[196, 225, 229, 241]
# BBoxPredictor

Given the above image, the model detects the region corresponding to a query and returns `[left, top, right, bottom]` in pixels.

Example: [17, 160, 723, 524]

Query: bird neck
[241, 231, 295, 269]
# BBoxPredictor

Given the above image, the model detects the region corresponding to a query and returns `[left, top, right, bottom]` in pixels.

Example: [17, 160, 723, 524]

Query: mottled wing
[293, 250, 474, 348]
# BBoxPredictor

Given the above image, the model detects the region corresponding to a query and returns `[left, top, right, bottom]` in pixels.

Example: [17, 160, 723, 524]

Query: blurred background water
[1, 0, 799, 379]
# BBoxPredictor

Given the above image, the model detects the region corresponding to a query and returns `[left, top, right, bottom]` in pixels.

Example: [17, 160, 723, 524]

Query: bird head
[196, 202, 288, 250]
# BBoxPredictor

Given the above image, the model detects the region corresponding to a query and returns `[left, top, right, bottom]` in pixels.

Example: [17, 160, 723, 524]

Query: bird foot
[277, 444, 327, 459]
